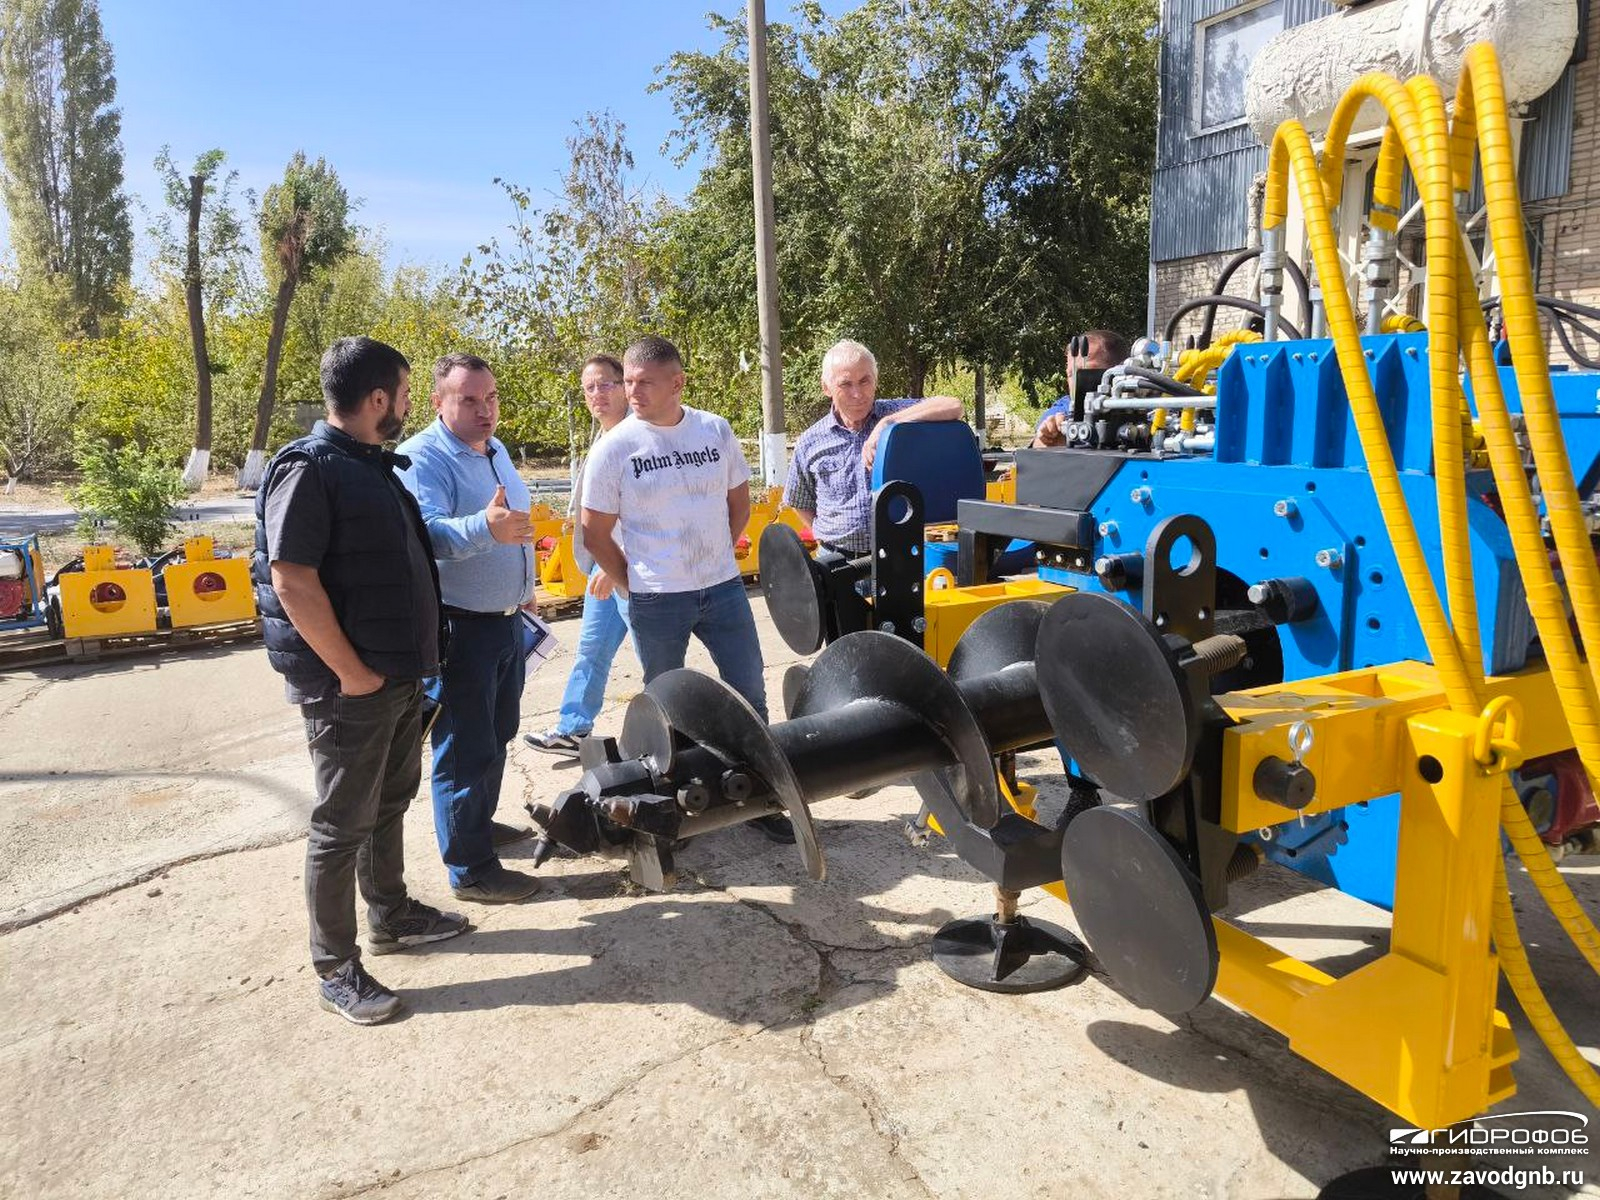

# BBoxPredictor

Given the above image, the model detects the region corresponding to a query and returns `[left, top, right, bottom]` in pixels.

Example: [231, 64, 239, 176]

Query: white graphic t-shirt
[581, 405, 751, 595]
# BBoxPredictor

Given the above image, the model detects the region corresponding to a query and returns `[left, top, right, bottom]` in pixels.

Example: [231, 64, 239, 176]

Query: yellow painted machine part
[986, 474, 1016, 504]
[58, 551, 159, 639]
[979, 46, 1599, 1127]
[539, 487, 812, 600]
[164, 537, 256, 629]
[1226, 42, 1600, 1111]
[922, 577, 1070, 667]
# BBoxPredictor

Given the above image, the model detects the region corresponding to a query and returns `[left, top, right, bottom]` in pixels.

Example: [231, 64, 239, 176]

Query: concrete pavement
[1, 601, 1597, 1199]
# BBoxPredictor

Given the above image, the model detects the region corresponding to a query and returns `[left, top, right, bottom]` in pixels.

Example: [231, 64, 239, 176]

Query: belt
[443, 604, 518, 618]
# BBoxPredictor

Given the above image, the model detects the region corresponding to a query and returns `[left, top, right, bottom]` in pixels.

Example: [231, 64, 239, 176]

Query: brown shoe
[491, 819, 532, 847]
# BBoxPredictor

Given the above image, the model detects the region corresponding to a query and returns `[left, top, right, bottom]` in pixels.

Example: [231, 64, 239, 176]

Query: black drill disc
[1036, 591, 1198, 803]
[644, 669, 825, 881]
[619, 692, 678, 772]
[789, 631, 1002, 828]
[1060, 805, 1217, 1014]
[946, 598, 1051, 681]
[759, 523, 827, 655]
[931, 913, 1086, 994]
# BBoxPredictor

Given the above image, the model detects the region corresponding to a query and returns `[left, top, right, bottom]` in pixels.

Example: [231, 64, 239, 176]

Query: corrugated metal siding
[1153, 0, 1334, 260]
[1151, 148, 1266, 261]
[1521, 64, 1576, 203]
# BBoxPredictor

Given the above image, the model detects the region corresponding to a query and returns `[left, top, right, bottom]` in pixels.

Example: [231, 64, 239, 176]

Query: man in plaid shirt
[782, 340, 964, 556]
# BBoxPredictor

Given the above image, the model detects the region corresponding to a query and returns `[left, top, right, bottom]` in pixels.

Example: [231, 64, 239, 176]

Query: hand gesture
[486, 485, 535, 544]
[1033, 413, 1067, 448]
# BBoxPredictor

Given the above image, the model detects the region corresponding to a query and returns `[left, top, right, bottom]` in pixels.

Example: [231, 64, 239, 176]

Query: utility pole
[748, 0, 786, 488]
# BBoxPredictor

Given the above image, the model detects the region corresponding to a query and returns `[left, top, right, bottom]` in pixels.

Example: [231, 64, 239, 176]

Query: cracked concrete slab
[2, 601, 1598, 1198]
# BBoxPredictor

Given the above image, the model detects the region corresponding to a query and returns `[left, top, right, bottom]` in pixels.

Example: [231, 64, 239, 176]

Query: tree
[236, 152, 354, 489]
[658, 0, 1158, 408]
[152, 147, 248, 489]
[462, 112, 676, 455]
[0, 0, 131, 335]
[0, 272, 75, 479]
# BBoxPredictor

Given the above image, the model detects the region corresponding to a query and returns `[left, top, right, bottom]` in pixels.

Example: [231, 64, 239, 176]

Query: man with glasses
[399, 353, 543, 904]
[783, 339, 963, 557]
[524, 354, 633, 755]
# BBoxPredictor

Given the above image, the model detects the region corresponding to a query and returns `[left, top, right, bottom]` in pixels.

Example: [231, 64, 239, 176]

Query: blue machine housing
[1024, 333, 1600, 906]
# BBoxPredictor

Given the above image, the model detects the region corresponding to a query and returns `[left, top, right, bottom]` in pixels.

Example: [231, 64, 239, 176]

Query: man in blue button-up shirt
[399, 353, 542, 905]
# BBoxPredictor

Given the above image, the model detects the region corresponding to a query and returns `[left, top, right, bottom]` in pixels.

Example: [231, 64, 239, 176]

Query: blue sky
[17, 1, 808, 276]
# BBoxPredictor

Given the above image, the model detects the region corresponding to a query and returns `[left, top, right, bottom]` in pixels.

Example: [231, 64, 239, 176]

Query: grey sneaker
[367, 898, 469, 955]
[451, 864, 541, 905]
[318, 962, 403, 1026]
[523, 728, 584, 756]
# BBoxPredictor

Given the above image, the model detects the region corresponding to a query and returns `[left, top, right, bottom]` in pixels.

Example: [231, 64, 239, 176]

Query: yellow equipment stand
[58, 545, 159, 639]
[163, 536, 256, 629]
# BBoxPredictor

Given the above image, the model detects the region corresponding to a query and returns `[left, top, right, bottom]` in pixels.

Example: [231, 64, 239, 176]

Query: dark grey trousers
[300, 678, 423, 975]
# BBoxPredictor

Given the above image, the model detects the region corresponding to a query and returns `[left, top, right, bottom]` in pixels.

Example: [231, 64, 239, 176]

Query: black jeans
[300, 678, 423, 975]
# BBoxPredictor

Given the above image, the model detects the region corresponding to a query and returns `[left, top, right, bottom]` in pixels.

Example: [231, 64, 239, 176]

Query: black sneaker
[491, 819, 533, 847]
[318, 961, 404, 1026]
[752, 813, 796, 844]
[367, 898, 469, 955]
[523, 728, 584, 756]
[451, 864, 541, 904]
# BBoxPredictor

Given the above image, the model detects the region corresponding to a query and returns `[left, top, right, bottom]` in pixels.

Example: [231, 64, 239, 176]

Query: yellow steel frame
[1025, 659, 1572, 1128]
[164, 536, 256, 628]
[58, 545, 159, 638]
[538, 487, 813, 601]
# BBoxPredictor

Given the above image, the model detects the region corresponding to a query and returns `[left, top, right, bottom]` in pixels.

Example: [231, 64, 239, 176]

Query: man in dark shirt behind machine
[252, 336, 467, 1027]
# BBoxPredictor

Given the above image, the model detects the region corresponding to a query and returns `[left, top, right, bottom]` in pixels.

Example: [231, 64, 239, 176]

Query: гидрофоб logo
[1390, 1111, 1590, 1156]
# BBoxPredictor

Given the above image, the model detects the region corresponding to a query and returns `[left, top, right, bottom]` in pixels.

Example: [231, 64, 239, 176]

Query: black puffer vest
[252, 421, 446, 696]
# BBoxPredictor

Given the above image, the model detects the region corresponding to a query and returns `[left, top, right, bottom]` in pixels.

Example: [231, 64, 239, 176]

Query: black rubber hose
[1119, 366, 1207, 398]
[1165, 296, 1303, 345]
[1198, 251, 1311, 349]
[1549, 313, 1600, 370]
[1482, 295, 1600, 369]
[1200, 249, 1260, 349]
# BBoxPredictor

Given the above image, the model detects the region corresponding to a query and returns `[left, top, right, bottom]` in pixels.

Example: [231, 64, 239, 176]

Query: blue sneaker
[318, 961, 403, 1026]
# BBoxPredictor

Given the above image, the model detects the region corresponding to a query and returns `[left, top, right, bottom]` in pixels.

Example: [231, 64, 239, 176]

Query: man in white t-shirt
[581, 336, 791, 843]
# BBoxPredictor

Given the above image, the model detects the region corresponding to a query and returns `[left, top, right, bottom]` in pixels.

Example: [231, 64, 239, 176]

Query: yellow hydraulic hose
[1457, 46, 1600, 719]
[1492, 859, 1600, 1106]
[1267, 47, 1600, 1101]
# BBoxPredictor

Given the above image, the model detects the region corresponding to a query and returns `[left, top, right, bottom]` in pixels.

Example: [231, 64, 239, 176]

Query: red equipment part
[0, 578, 24, 620]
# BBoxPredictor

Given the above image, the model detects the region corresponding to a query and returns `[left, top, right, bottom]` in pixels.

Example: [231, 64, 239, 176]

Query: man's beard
[377, 399, 405, 441]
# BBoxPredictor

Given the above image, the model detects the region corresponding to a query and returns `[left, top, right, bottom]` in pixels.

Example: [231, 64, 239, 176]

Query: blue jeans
[627, 575, 767, 721]
[428, 613, 524, 888]
[555, 570, 631, 735]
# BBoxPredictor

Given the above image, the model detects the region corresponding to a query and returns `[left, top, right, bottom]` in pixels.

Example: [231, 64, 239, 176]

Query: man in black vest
[253, 336, 467, 1026]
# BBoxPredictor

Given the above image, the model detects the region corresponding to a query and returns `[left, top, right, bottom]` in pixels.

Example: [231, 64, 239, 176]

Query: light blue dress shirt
[397, 418, 536, 612]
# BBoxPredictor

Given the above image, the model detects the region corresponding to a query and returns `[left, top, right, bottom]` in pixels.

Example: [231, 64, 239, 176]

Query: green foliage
[0, 272, 76, 477]
[68, 436, 186, 555]
[462, 112, 681, 454]
[259, 152, 355, 286]
[150, 145, 255, 311]
[0, 0, 132, 335]
[658, 0, 1158, 406]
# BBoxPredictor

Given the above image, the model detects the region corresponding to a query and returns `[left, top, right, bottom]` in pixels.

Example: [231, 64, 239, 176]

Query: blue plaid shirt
[783, 398, 916, 554]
